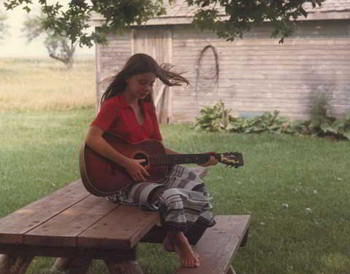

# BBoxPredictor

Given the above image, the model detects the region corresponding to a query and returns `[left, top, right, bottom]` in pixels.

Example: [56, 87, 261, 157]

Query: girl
[84, 53, 217, 268]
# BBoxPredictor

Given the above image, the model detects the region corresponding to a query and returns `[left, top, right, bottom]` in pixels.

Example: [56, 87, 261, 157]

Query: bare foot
[168, 232, 200, 268]
[193, 251, 200, 259]
[164, 234, 200, 258]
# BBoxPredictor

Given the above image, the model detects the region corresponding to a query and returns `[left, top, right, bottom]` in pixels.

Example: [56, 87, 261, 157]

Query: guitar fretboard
[149, 154, 218, 166]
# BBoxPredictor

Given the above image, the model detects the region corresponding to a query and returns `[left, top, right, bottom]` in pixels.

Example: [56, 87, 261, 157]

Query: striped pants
[107, 165, 215, 242]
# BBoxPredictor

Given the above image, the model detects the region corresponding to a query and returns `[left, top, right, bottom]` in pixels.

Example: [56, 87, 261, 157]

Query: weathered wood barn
[94, 0, 350, 123]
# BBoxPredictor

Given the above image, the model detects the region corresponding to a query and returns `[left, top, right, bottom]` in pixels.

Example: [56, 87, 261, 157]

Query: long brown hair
[101, 53, 189, 104]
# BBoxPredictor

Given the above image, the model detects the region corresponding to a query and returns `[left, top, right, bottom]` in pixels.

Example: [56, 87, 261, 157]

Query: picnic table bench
[0, 171, 250, 274]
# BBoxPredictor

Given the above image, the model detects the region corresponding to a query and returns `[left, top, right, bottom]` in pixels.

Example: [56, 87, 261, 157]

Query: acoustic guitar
[79, 132, 244, 197]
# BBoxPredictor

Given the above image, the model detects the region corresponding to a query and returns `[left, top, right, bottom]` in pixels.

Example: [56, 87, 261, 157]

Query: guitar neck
[149, 153, 218, 166]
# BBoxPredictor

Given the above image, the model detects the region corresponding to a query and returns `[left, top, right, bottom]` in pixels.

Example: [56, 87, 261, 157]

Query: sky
[0, 4, 94, 58]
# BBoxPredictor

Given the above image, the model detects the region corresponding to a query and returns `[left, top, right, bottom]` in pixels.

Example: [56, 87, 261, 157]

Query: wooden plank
[78, 205, 159, 249]
[176, 215, 251, 274]
[24, 195, 118, 247]
[0, 243, 136, 260]
[0, 180, 89, 244]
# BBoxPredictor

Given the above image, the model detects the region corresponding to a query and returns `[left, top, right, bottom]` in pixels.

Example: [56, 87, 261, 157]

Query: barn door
[132, 27, 173, 124]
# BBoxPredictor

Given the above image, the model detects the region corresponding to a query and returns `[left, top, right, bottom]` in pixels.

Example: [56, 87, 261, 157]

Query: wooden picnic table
[0, 177, 250, 274]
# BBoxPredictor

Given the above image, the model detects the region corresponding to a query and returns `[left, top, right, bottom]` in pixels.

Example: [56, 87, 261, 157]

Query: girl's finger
[142, 168, 150, 177]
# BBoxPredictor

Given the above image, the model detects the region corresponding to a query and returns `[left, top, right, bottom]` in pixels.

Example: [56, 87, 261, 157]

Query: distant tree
[6, 0, 325, 47]
[22, 15, 77, 68]
[0, 10, 9, 41]
[6, 0, 165, 48]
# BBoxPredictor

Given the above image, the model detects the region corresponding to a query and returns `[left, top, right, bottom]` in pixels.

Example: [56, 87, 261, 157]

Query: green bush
[194, 101, 231, 132]
[194, 102, 350, 140]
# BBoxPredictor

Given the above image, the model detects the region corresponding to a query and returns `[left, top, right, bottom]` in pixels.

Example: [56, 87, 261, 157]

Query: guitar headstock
[218, 152, 244, 168]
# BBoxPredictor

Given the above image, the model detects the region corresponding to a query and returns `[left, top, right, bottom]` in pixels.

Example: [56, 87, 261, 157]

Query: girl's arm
[85, 126, 150, 182]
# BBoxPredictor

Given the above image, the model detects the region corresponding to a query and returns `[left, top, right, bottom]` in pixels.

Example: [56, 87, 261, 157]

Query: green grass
[2, 118, 349, 274]
[1, 58, 349, 274]
[162, 125, 350, 274]
[0, 109, 95, 216]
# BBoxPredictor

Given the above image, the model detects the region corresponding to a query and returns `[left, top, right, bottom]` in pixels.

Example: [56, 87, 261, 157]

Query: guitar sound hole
[134, 153, 148, 167]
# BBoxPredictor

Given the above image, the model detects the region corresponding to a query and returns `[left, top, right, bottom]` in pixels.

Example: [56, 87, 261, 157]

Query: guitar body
[80, 133, 169, 197]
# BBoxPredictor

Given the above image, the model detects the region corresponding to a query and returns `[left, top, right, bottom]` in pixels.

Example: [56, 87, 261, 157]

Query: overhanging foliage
[4, 0, 326, 47]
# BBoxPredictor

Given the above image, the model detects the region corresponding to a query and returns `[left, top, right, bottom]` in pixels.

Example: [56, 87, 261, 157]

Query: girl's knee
[160, 189, 184, 208]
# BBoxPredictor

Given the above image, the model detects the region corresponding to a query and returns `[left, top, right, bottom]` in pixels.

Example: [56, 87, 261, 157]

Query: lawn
[0, 58, 349, 274]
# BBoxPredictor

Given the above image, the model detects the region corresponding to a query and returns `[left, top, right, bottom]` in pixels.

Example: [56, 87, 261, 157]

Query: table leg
[51, 257, 91, 274]
[240, 228, 249, 247]
[104, 259, 143, 274]
[0, 254, 33, 274]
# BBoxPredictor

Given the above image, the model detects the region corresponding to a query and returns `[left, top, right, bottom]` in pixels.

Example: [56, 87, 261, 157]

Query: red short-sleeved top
[91, 95, 162, 144]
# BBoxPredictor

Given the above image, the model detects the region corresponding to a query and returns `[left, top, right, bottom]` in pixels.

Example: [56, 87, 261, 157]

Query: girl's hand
[198, 154, 218, 167]
[124, 158, 150, 182]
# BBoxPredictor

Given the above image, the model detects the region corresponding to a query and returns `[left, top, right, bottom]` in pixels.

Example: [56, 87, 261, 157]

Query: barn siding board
[95, 32, 132, 105]
[95, 14, 350, 122]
